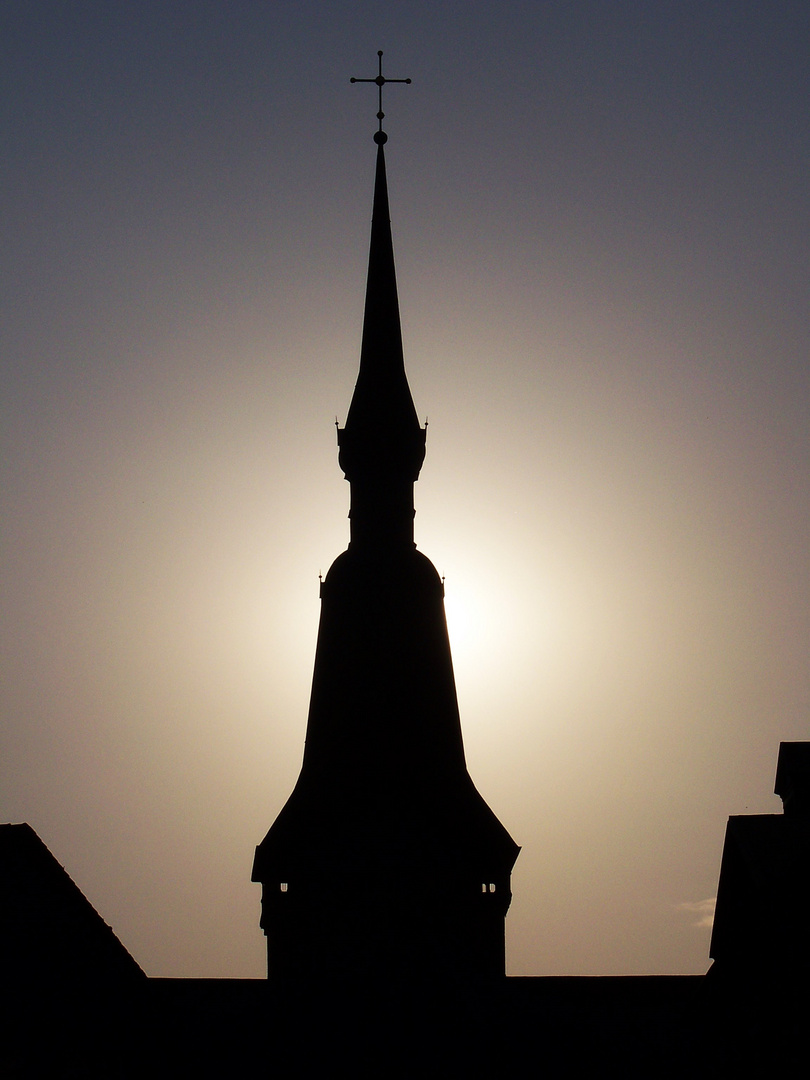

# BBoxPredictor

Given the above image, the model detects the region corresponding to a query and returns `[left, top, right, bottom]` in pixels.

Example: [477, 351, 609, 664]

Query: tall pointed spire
[359, 140, 405, 375]
[345, 140, 420, 437]
[338, 52, 424, 549]
[338, 140, 426, 548]
[252, 65, 518, 984]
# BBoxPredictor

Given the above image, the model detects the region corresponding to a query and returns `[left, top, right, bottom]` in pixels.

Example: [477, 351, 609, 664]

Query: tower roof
[345, 141, 420, 436]
[338, 141, 426, 497]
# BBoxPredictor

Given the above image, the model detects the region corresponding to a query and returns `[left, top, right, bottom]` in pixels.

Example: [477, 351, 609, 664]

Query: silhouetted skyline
[2, 3, 809, 979]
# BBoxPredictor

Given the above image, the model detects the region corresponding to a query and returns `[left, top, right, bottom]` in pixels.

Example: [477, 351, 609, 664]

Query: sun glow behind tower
[3, 7, 809, 982]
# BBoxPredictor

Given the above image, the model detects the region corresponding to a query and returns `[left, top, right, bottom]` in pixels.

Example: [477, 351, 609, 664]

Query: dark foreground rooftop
[3, 971, 803, 1077]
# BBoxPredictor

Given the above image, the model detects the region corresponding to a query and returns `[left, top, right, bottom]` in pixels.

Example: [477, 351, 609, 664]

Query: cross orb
[350, 50, 411, 143]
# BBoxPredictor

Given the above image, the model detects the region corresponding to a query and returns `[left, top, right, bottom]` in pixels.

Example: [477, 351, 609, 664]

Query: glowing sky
[3, 2, 809, 977]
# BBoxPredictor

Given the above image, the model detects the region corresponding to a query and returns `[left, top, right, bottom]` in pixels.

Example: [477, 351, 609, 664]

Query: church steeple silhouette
[252, 88, 519, 982]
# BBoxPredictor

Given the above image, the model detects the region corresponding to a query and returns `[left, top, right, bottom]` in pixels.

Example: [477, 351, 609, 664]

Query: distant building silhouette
[703, 742, 809, 1071]
[709, 741, 810, 979]
[0, 823, 146, 1076]
[251, 133, 519, 981]
[0, 822, 145, 990]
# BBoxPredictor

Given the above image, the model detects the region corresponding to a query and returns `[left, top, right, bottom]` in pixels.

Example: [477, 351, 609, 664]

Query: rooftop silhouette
[0, 822, 145, 990]
[710, 741, 810, 980]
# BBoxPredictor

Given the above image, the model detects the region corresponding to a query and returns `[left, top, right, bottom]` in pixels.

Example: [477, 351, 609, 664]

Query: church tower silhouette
[252, 72, 519, 982]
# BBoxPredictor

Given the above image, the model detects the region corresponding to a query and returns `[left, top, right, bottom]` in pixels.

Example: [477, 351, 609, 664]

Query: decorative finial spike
[350, 51, 411, 139]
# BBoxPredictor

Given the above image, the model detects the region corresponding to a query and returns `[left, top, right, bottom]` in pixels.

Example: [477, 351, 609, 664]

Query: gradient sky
[2, 2, 809, 978]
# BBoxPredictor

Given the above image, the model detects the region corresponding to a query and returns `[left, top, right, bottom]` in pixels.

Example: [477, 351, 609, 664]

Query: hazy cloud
[677, 898, 716, 930]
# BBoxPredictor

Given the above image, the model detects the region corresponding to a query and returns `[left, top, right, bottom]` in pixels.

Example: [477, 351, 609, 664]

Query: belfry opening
[251, 81, 519, 983]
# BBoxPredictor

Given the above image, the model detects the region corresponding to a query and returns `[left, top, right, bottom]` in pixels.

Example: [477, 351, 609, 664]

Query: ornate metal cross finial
[350, 50, 411, 144]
